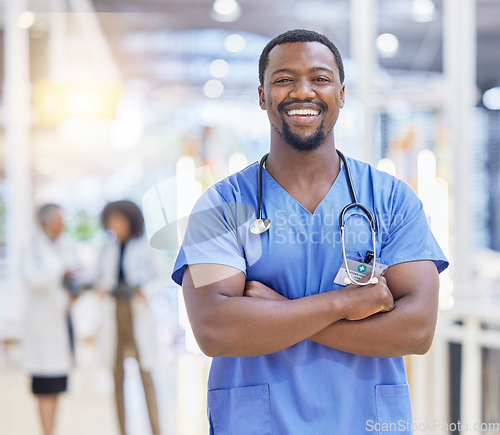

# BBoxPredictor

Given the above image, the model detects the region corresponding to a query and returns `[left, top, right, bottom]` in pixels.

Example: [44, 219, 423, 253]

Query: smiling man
[172, 29, 448, 434]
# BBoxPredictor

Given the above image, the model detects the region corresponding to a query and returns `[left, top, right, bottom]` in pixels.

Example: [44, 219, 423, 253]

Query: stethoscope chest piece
[250, 218, 271, 234]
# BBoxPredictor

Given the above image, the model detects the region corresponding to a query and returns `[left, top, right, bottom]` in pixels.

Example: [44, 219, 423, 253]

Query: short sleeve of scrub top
[377, 178, 448, 273]
[172, 185, 247, 286]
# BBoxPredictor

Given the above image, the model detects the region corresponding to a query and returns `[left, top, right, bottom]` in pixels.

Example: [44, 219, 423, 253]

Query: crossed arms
[181, 260, 439, 359]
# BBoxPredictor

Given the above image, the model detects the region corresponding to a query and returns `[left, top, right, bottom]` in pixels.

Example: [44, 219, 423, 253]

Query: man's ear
[339, 83, 346, 108]
[258, 86, 266, 110]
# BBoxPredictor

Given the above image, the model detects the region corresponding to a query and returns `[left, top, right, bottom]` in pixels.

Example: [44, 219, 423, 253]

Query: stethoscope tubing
[257, 153, 269, 221]
[254, 150, 378, 286]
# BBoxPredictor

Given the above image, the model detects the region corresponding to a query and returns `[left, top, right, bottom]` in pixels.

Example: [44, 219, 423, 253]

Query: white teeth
[287, 109, 320, 116]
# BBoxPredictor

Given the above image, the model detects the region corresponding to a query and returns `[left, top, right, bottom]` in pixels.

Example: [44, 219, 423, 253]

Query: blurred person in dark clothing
[96, 200, 165, 435]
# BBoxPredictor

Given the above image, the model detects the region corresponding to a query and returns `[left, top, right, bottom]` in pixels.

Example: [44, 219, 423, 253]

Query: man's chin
[283, 133, 324, 152]
[280, 121, 325, 152]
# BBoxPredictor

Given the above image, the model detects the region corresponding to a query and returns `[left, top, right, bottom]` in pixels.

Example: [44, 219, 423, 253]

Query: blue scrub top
[172, 156, 448, 435]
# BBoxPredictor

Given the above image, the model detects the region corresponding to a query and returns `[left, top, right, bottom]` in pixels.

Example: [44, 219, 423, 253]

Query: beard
[278, 119, 326, 152]
[275, 99, 330, 152]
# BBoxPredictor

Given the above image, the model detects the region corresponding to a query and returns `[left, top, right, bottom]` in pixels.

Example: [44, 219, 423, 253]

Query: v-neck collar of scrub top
[261, 160, 347, 216]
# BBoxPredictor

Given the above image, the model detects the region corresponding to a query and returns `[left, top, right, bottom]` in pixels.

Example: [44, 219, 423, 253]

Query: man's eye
[275, 78, 292, 83]
[314, 77, 329, 82]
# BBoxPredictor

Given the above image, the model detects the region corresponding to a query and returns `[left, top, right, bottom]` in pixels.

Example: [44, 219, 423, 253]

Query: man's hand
[336, 275, 394, 321]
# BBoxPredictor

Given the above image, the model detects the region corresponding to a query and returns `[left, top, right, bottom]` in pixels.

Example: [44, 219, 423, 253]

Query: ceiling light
[204, 80, 224, 99]
[412, 0, 436, 22]
[377, 33, 399, 58]
[211, 0, 241, 22]
[224, 34, 246, 53]
[483, 87, 500, 111]
[213, 0, 238, 15]
[209, 59, 229, 78]
[17, 11, 35, 29]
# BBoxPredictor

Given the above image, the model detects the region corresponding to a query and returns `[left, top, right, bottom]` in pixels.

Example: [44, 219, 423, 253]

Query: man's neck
[265, 142, 341, 188]
[263, 141, 342, 214]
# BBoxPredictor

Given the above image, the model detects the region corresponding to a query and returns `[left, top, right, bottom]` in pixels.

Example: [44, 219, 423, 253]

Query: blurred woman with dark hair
[96, 200, 165, 435]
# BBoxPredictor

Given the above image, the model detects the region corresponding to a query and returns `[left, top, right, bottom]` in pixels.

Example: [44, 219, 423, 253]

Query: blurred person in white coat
[96, 200, 165, 435]
[20, 203, 81, 435]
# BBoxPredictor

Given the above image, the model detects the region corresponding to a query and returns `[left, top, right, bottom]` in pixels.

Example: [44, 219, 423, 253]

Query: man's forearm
[183, 277, 393, 358]
[187, 292, 347, 358]
[309, 293, 437, 357]
[183, 264, 394, 358]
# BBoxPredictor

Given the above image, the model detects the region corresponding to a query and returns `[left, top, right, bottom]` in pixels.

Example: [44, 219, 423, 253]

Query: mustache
[277, 100, 328, 114]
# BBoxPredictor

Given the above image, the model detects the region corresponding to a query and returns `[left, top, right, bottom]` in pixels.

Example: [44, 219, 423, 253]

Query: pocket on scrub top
[375, 384, 413, 434]
[208, 384, 272, 435]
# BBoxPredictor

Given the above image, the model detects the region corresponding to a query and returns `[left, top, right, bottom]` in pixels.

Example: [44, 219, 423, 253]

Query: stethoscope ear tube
[257, 153, 269, 221]
[337, 150, 357, 203]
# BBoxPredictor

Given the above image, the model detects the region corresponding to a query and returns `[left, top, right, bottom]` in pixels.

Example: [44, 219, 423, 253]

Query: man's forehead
[266, 41, 338, 74]
[268, 41, 333, 58]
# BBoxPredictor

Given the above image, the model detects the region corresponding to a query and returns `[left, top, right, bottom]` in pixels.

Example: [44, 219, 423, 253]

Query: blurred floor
[0, 339, 210, 435]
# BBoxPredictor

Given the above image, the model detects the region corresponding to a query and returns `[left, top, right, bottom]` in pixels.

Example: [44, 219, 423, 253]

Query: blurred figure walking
[20, 203, 81, 435]
[96, 200, 164, 435]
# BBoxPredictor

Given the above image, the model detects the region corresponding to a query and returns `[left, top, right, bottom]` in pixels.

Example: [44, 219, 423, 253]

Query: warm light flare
[34, 81, 123, 127]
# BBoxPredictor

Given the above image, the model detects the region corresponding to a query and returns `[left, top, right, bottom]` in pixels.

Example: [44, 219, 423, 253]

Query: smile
[286, 109, 320, 116]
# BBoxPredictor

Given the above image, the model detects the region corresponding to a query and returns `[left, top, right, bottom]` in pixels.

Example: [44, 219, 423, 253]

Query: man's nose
[289, 78, 315, 100]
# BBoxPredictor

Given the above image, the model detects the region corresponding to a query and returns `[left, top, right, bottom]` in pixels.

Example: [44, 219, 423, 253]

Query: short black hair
[101, 200, 144, 239]
[258, 29, 344, 86]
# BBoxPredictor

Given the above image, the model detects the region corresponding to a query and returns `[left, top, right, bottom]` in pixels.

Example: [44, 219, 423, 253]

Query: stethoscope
[250, 150, 378, 286]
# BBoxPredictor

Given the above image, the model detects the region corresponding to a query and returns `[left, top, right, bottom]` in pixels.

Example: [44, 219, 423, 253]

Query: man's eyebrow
[310, 66, 335, 74]
[271, 66, 335, 76]
[271, 68, 294, 76]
